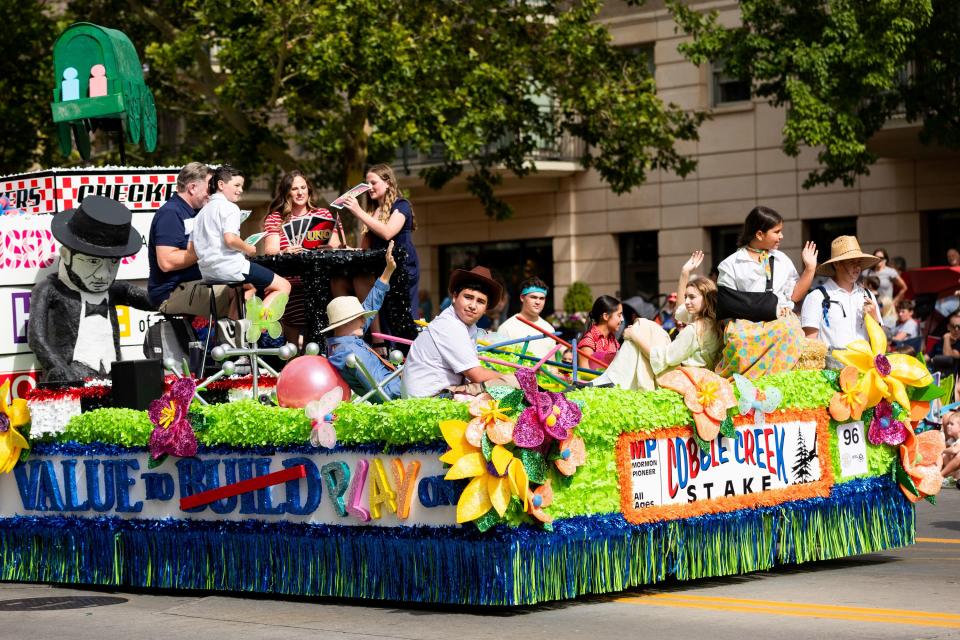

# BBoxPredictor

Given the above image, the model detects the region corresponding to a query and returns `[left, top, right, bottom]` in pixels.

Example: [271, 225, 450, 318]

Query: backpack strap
[816, 285, 846, 328]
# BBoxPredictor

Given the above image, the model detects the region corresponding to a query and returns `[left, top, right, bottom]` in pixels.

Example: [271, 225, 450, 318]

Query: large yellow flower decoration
[0, 380, 30, 474]
[833, 315, 932, 410]
[440, 420, 529, 523]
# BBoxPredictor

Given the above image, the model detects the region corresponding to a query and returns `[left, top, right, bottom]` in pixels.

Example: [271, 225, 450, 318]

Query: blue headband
[521, 286, 548, 296]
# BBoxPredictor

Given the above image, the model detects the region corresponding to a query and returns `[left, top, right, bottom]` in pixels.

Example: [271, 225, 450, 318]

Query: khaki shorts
[159, 281, 234, 317]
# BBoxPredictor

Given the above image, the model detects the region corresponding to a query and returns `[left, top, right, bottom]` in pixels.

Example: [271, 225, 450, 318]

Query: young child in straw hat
[323, 241, 399, 401]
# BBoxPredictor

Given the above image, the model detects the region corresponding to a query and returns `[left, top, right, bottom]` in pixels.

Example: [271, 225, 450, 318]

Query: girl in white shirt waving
[715, 206, 818, 379]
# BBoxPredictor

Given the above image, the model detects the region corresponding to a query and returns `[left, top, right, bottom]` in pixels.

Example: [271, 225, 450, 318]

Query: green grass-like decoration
[334, 398, 468, 445]
[60, 408, 154, 447]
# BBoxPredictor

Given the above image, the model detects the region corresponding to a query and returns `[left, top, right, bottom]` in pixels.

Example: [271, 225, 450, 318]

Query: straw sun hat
[321, 296, 378, 333]
[815, 236, 881, 276]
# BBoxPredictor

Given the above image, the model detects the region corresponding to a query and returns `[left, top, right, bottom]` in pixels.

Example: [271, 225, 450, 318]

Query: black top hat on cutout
[51, 195, 142, 258]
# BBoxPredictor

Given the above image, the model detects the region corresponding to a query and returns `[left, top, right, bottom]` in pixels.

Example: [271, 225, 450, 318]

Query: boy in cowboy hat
[29, 196, 154, 383]
[323, 242, 399, 401]
[402, 266, 517, 398]
[800, 235, 882, 354]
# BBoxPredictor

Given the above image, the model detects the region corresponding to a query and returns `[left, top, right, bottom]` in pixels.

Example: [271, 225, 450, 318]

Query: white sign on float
[623, 420, 822, 510]
[836, 421, 868, 478]
[0, 451, 459, 528]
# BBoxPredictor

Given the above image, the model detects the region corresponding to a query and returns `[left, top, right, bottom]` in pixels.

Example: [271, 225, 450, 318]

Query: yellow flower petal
[444, 451, 487, 480]
[508, 459, 529, 511]
[456, 476, 492, 523]
[488, 474, 511, 516]
[834, 341, 874, 371]
[8, 399, 29, 429]
[858, 370, 885, 408]
[439, 420, 473, 465]
[9, 428, 28, 451]
[0, 380, 9, 415]
[885, 376, 910, 412]
[864, 314, 888, 356]
[491, 444, 513, 476]
[887, 354, 934, 389]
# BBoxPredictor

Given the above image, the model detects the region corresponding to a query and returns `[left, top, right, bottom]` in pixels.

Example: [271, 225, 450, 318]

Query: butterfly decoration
[305, 386, 343, 448]
[733, 374, 782, 427]
[245, 293, 288, 344]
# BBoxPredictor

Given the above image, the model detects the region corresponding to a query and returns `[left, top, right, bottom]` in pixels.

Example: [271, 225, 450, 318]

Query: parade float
[0, 315, 950, 605]
[0, 21, 951, 607]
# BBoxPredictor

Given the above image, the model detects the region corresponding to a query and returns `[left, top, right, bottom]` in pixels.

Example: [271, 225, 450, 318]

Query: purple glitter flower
[0, 413, 8, 433]
[874, 354, 892, 377]
[148, 378, 198, 459]
[867, 400, 908, 446]
[512, 368, 581, 448]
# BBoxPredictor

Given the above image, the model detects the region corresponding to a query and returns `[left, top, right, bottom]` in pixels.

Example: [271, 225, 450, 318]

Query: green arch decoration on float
[50, 22, 157, 160]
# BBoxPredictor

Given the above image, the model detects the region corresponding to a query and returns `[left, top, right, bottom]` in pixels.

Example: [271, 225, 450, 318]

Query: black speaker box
[111, 359, 164, 410]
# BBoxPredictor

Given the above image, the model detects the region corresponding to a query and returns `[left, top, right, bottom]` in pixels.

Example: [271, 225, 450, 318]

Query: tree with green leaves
[68, 0, 701, 218]
[1, 0, 56, 175]
[668, 0, 944, 189]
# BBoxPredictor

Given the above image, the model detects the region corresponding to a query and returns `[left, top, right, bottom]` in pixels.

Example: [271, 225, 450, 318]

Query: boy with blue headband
[495, 276, 556, 359]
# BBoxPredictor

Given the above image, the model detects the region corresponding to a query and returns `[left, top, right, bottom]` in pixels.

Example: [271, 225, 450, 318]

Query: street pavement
[1, 489, 959, 640]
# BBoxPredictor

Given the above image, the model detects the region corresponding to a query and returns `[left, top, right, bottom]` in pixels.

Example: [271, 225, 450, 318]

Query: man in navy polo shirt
[147, 162, 228, 315]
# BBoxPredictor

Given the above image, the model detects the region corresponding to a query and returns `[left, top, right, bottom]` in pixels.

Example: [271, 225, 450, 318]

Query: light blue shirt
[326, 280, 399, 402]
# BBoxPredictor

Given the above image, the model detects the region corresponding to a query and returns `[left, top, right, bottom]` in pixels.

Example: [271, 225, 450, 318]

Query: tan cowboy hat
[321, 296, 377, 333]
[816, 236, 881, 276]
[448, 266, 503, 308]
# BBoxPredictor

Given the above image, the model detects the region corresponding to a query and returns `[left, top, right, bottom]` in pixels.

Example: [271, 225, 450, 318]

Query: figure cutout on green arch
[50, 22, 157, 160]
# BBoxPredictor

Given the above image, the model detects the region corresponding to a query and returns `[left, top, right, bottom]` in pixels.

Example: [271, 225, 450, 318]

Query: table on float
[254, 248, 417, 348]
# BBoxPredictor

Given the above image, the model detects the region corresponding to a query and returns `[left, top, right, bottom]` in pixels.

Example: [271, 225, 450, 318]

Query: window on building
[439, 239, 554, 316]
[710, 58, 751, 107]
[621, 43, 656, 78]
[805, 217, 858, 259]
[618, 232, 659, 300]
[710, 225, 741, 274]
[924, 210, 960, 267]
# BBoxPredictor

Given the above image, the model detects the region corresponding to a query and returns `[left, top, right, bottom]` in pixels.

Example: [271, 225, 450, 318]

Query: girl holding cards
[341, 164, 420, 322]
[263, 171, 346, 345]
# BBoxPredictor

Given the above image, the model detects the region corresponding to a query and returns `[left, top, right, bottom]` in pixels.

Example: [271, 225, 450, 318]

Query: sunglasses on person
[950, 323, 960, 330]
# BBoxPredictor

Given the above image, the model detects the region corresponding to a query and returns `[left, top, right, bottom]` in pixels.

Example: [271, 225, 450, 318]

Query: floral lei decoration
[439, 368, 586, 530]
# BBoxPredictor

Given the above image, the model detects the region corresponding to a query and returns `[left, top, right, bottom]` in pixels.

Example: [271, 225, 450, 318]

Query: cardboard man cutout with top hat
[28, 196, 154, 383]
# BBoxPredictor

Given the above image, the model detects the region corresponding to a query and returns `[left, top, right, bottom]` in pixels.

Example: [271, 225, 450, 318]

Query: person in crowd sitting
[715, 206, 818, 378]
[930, 310, 960, 381]
[323, 242, 399, 402]
[891, 299, 919, 343]
[948, 247, 960, 267]
[578, 295, 623, 370]
[495, 276, 556, 359]
[941, 411, 960, 485]
[592, 251, 722, 390]
[191, 165, 290, 322]
[263, 170, 346, 347]
[800, 236, 882, 355]
[402, 266, 517, 398]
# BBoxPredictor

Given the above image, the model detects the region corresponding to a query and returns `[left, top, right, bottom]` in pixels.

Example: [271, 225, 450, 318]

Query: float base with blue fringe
[0, 477, 911, 606]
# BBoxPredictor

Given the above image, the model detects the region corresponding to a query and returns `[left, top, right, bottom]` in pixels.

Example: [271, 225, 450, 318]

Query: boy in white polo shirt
[402, 266, 517, 398]
[801, 236, 882, 355]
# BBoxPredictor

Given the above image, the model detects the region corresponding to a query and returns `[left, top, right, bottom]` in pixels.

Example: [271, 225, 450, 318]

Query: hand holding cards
[281, 212, 340, 250]
[330, 183, 371, 209]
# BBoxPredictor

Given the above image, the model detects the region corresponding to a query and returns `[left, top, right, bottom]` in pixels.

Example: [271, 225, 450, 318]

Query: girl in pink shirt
[579, 295, 623, 369]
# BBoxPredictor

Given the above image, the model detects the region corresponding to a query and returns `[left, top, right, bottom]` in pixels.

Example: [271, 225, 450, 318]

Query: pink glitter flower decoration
[512, 368, 581, 448]
[867, 400, 908, 446]
[148, 377, 198, 459]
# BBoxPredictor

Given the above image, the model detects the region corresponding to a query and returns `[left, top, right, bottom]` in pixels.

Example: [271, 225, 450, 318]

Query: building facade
[395, 0, 960, 317]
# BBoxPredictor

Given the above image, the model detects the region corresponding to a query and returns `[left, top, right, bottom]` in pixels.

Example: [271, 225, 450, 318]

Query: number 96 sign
[836, 421, 868, 478]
